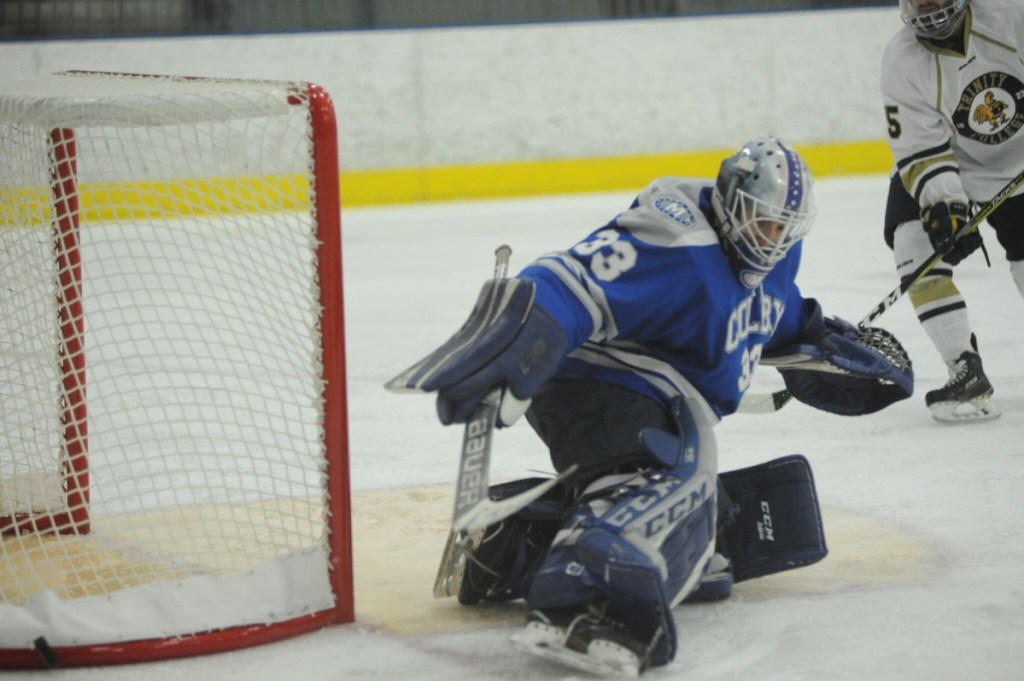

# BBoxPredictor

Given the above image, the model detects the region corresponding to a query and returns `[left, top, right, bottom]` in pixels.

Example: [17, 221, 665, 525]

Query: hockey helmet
[711, 136, 815, 289]
[899, 0, 968, 39]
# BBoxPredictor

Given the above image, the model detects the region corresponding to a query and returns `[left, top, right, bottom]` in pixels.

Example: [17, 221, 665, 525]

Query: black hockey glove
[922, 201, 979, 265]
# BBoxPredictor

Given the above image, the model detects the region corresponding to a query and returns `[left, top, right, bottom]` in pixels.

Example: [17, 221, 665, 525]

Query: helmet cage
[720, 187, 814, 277]
[711, 137, 816, 289]
[899, 0, 967, 39]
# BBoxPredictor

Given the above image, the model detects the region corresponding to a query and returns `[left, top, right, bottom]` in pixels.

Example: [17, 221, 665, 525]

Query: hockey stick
[739, 388, 793, 414]
[859, 167, 1024, 329]
[450, 245, 576, 533]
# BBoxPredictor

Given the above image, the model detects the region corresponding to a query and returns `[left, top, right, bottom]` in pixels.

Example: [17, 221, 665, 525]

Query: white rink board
[0, 7, 898, 171]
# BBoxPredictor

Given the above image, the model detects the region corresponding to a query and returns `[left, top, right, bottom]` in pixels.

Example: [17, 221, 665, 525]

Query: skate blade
[929, 397, 1001, 423]
[511, 622, 640, 678]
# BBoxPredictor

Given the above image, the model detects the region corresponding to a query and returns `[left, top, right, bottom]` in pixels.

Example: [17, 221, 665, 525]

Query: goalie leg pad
[525, 396, 718, 668]
[526, 472, 717, 667]
[715, 454, 827, 583]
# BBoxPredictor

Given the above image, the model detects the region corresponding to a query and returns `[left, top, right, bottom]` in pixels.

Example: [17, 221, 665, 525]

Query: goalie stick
[448, 245, 576, 533]
[739, 388, 792, 413]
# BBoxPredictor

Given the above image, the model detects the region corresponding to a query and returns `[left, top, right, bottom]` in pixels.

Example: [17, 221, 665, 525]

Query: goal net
[0, 71, 352, 668]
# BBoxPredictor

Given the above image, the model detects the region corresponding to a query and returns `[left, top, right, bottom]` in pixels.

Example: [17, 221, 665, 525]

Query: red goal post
[0, 72, 353, 668]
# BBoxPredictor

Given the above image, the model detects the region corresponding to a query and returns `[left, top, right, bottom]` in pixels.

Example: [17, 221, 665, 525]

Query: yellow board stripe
[340, 139, 894, 207]
[2, 140, 892, 224]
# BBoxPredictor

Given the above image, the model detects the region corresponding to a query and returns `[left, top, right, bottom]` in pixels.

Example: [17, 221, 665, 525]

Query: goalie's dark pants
[525, 378, 736, 527]
[525, 378, 677, 487]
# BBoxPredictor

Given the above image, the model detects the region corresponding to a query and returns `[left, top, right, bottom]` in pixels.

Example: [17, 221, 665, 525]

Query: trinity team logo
[952, 71, 1024, 144]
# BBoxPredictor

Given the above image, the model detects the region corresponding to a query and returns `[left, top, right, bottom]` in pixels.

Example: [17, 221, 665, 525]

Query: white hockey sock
[1011, 260, 1024, 301]
[909, 275, 974, 365]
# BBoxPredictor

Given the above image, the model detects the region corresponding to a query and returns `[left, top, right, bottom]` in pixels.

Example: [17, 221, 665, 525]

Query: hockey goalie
[387, 136, 913, 677]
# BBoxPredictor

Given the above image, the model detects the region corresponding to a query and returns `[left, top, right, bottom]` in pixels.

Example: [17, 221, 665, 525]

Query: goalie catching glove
[384, 277, 567, 427]
[761, 298, 913, 415]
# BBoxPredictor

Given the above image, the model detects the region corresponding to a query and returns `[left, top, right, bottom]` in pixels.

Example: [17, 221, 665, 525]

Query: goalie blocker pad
[383, 277, 567, 425]
[717, 454, 826, 583]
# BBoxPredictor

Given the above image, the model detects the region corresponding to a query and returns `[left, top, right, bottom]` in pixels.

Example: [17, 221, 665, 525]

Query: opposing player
[880, 0, 1024, 422]
[388, 136, 913, 676]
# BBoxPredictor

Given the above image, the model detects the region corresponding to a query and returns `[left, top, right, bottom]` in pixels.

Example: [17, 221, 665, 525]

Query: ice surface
[15, 176, 1023, 680]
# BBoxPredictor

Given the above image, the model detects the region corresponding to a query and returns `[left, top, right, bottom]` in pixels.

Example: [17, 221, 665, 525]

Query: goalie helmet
[711, 136, 816, 289]
[898, 0, 968, 39]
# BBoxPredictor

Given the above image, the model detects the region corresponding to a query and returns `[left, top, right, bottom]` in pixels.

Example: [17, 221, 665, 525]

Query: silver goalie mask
[899, 0, 968, 39]
[711, 136, 816, 289]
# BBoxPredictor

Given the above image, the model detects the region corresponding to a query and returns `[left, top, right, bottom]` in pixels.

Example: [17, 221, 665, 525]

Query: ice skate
[453, 520, 516, 605]
[925, 351, 1000, 423]
[432, 527, 479, 599]
[510, 604, 650, 678]
[434, 512, 558, 603]
[433, 524, 512, 603]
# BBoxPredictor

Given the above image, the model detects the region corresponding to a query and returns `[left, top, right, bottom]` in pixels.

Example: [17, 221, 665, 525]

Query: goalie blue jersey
[518, 177, 810, 423]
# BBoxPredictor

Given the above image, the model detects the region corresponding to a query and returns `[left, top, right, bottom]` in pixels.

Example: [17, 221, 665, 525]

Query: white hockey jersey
[880, 0, 1024, 207]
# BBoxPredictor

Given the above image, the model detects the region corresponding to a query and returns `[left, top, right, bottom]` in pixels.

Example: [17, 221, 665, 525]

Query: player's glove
[921, 201, 979, 265]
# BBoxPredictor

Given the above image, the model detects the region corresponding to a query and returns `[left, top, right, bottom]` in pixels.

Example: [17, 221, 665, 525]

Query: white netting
[0, 73, 341, 651]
